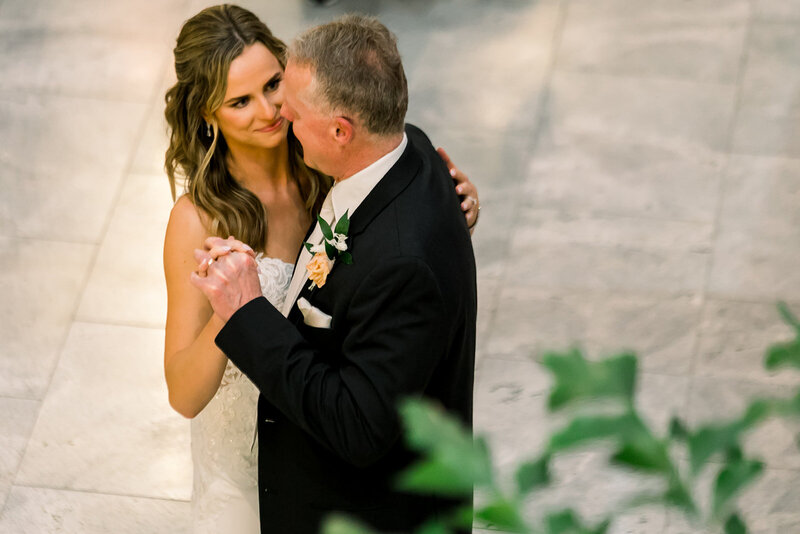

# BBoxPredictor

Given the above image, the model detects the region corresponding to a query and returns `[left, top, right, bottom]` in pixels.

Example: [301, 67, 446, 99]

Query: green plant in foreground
[324, 302, 800, 534]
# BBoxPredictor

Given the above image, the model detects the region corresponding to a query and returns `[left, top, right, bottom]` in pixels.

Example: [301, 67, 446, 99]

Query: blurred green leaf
[669, 417, 689, 441]
[397, 399, 492, 497]
[475, 498, 529, 533]
[687, 401, 771, 475]
[396, 458, 473, 497]
[611, 434, 671, 474]
[416, 520, 450, 534]
[400, 399, 470, 452]
[766, 303, 800, 370]
[548, 412, 642, 453]
[515, 455, 550, 495]
[777, 301, 800, 330]
[545, 509, 609, 534]
[664, 477, 697, 517]
[724, 513, 747, 534]
[321, 515, 377, 534]
[765, 339, 800, 371]
[444, 506, 474, 530]
[542, 349, 637, 410]
[775, 391, 800, 416]
[712, 455, 764, 519]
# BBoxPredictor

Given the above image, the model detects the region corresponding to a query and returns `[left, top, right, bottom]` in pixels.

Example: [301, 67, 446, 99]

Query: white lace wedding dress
[190, 254, 294, 534]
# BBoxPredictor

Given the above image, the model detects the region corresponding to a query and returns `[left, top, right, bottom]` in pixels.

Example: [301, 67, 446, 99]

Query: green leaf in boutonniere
[324, 241, 337, 260]
[334, 210, 350, 235]
[318, 214, 333, 240]
[339, 251, 352, 265]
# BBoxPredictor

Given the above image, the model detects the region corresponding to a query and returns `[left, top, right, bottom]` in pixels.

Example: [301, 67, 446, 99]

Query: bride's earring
[205, 121, 212, 138]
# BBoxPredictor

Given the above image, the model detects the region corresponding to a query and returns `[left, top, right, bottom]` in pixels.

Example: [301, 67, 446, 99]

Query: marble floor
[1, 0, 799, 532]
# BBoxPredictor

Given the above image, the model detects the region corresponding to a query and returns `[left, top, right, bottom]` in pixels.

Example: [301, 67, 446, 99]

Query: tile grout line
[673, 2, 755, 531]
[7, 482, 190, 504]
[686, 0, 755, 385]
[1, 52, 175, 521]
[479, 0, 571, 363]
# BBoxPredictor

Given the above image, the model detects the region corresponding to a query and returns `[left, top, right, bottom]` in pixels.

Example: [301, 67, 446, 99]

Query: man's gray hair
[287, 14, 408, 136]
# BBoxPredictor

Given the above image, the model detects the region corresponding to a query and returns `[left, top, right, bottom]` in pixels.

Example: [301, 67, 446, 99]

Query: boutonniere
[304, 210, 353, 289]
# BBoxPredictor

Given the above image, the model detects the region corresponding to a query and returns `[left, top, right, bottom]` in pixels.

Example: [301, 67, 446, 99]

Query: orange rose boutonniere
[304, 210, 352, 290]
[306, 252, 332, 289]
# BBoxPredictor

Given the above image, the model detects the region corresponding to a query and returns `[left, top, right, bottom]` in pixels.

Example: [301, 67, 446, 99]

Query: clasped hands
[190, 236, 263, 322]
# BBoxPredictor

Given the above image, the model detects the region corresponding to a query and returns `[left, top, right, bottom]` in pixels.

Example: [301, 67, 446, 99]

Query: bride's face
[212, 43, 289, 151]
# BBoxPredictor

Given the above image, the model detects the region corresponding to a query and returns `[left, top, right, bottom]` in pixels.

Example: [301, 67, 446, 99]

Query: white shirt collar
[330, 133, 408, 221]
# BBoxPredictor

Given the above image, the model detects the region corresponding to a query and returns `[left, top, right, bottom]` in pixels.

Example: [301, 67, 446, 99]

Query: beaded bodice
[190, 254, 293, 495]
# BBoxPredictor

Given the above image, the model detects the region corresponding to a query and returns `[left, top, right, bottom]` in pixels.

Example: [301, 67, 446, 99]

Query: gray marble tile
[688, 376, 800, 470]
[474, 356, 689, 493]
[708, 155, 800, 299]
[0, 94, 148, 242]
[0, 0, 188, 43]
[544, 72, 736, 152]
[0, 486, 190, 534]
[0, 237, 95, 399]
[695, 298, 800, 386]
[474, 356, 553, 475]
[524, 133, 725, 223]
[514, 207, 713, 252]
[15, 322, 192, 500]
[558, 9, 746, 83]
[0, 29, 166, 101]
[731, 23, 800, 158]
[731, 108, 800, 159]
[754, 0, 800, 21]
[76, 173, 174, 327]
[638, 372, 692, 438]
[475, 276, 500, 361]
[503, 238, 708, 296]
[471, 185, 519, 280]
[522, 451, 667, 531]
[564, 0, 749, 23]
[0, 398, 39, 511]
[0, 164, 120, 243]
[130, 91, 173, 176]
[739, 23, 800, 115]
[404, 1, 561, 135]
[486, 287, 702, 374]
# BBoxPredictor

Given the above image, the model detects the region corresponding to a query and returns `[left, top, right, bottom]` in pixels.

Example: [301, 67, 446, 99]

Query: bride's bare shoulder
[165, 195, 210, 257]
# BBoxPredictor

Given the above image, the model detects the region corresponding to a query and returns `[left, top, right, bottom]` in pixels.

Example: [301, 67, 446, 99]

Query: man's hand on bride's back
[189, 236, 261, 322]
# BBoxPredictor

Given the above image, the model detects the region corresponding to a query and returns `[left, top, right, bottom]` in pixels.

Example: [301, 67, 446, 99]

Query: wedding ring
[207, 257, 214, 267]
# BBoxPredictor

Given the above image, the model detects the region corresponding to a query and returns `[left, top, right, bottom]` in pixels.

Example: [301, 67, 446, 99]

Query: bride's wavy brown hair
[164, 4, 330, 252]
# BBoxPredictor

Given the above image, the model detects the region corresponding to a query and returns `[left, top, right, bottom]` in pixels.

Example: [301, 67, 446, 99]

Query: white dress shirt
[281, 133, 408, 316]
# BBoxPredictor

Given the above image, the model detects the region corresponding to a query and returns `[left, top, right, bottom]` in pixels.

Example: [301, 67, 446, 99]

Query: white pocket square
[296, 297, 332, 329]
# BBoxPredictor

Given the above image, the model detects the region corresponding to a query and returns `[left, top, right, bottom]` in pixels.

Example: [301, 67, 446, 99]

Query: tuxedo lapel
[347, 135, 422, 237]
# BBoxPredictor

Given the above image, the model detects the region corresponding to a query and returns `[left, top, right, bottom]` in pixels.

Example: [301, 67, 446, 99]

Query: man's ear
[332, 116, 354, 146]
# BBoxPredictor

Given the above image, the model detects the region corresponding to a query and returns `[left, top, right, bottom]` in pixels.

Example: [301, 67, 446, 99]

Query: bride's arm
[163, 196, 229, 418]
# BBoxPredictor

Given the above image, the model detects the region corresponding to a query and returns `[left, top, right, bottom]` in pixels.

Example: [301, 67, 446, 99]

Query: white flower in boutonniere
[304, 210, 353, 289]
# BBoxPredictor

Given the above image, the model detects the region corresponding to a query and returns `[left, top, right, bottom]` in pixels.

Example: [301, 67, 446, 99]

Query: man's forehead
[284, 61, 313, 88]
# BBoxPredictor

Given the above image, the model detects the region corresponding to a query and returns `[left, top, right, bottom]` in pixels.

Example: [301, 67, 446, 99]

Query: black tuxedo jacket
[216, 124, 477, 533]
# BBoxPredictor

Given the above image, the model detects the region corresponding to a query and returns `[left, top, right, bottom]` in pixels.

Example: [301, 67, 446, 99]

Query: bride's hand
[190, 243, 262, 322]
[195, 236, 256, 277]
[437, 147, 480, 234]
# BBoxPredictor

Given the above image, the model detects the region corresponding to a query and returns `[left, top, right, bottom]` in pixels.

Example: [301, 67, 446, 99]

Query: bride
[161, 5, 480, 533]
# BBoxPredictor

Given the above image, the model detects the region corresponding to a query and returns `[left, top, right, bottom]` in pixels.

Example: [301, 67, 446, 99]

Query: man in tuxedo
[192, 14, 476, 533]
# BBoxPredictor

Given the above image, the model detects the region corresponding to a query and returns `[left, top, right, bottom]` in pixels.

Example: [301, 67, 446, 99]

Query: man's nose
[256, 94, 278, 120]
[279, 104, 292, 122]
